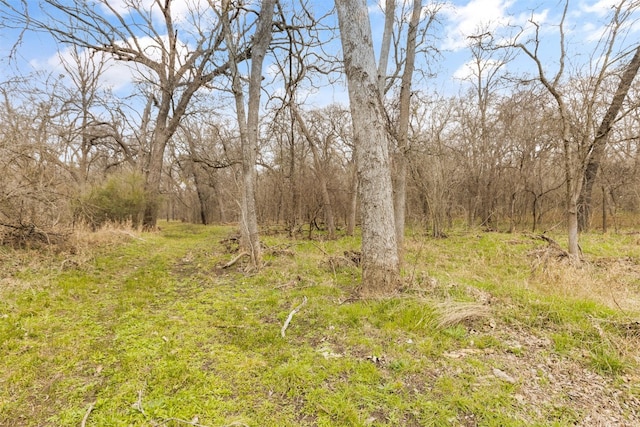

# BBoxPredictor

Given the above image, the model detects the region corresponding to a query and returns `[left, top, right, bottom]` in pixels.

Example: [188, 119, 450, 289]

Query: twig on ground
[222, 251, 249, 268]
[273, 279, 298, 289]
[310, 242, 329, 256]
[132, 389, 146, 417]
[81, 402, 95, 427]
[610, 291, 630, 317]
[281, 296, 308, 338]
[210, 323, 246, 329]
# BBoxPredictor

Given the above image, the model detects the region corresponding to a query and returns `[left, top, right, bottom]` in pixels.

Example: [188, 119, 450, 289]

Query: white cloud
[31, 31, 198, 94]
[30, 47, 137, 92]
[442, 0, 551, 51]
[442, 0, 514, 50]
[452, 57, 505, 80]
[579, 0, 619, 16]
[574, 0, 640, 42]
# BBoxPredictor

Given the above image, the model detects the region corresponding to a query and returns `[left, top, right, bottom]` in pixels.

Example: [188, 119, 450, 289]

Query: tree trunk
[142, 128, 169, 230]
[288, 124, 299, 236]
[377, 0, 395, 96]
[223, 0, 275, 268]
[243, 0, 275, 266]
[393, 0, 421, 256]
[578, 45, 640, 231]
[194, 172, 208, 225]
[602, 185, 607, 233]
[346, 164, 358, 236]
[336, 0, 400, 296]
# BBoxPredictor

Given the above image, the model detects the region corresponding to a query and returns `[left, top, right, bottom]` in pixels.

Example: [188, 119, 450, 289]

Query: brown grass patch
[528, 255, 640, 314]
[435, 301, 491, 329]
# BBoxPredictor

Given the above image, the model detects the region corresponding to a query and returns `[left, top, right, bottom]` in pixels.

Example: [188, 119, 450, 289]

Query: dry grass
[70, 221, 144, 249]
[0, 222, 144, 293]
[529, 255, 640, 314]
[435, 301, 491, 329]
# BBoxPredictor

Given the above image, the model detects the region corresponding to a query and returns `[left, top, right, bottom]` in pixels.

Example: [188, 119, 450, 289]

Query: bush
[76, 172, 149, 228]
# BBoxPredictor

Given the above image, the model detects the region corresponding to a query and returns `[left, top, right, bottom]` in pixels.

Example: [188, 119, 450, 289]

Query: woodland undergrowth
[1, 222, 639, 426]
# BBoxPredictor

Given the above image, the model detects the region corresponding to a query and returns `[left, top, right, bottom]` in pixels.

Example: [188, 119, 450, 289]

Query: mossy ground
[1, 223, 639, 426]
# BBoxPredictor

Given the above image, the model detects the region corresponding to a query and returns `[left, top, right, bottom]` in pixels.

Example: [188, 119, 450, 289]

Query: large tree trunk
[142, 128, 169, 230]
[578, 45, 640, 231]
[336, 0, 400, 296]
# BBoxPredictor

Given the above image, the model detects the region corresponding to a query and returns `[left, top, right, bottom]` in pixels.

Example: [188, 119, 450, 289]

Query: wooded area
[0, 0, 639, 293]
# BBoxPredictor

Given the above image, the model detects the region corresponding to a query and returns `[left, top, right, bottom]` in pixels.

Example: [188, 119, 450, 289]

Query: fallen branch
[537, 234, 570, 258]
[222, 251, 249, 269]
[281, 296, 308, 338]
[81, 402, 95, 427]
[538, 234, 560, 247]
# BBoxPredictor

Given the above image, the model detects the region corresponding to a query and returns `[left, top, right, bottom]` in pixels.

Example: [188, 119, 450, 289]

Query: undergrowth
[0, 223, 638, 426]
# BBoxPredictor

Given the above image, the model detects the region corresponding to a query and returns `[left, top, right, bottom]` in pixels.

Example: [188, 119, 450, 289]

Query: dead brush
[0, 221, 71, 250]
[71, 221, 143, 249]
[63, 221, 144, 269]
[528, 252, 640, 314]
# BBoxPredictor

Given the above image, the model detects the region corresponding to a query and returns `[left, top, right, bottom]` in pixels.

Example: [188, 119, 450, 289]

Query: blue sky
[1, 0, 638, 107]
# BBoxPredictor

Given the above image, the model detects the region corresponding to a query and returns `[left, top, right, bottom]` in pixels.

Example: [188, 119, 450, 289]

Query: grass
[1, 222, 639, 426]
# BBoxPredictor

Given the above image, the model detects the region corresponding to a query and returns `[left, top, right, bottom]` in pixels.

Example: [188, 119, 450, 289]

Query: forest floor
[1, 222, 639, 426]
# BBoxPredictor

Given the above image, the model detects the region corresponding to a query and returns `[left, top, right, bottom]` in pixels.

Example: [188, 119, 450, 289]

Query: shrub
[76, 172, 149, 228]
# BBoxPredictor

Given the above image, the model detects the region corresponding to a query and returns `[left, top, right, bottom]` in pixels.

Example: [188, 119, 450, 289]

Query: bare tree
[336, 0, 400, 295]
[408, 93, 457, 237]
[499, 0, 640, 256]
[392, 0, 436, 253]
[1, 0, 254, 229]
[374, 0, 441, 256]
[578, 44, 640, 231]
[57, 46, 113, 185]
[220, 0, 276, 268]
[457, 31, 513, 229]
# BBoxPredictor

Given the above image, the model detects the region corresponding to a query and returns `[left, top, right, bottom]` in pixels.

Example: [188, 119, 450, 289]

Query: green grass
[1, 223, 639, 426]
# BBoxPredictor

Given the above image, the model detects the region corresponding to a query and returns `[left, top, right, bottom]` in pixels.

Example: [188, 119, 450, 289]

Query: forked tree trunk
[223, 0, 275, 268]
[336, 0, 400, 296]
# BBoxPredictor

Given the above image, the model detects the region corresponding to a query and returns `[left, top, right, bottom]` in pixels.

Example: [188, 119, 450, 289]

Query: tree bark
[578, 45, 640, 231]
[336, 0, 400, 296]
[346, 164, 358, 236]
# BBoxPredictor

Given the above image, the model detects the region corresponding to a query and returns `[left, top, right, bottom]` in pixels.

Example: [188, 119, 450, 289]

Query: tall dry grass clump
[529, 251, 640, 314]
